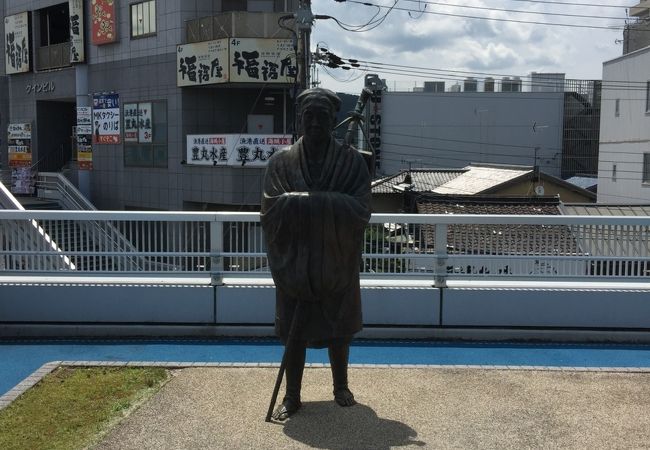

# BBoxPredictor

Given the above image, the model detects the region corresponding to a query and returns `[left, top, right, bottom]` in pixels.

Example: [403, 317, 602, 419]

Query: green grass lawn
[0, 366, 169, 450]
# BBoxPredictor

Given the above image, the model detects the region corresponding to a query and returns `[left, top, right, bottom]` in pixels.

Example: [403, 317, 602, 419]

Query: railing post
[434, 223, 448, 288]
[210, 219, 224, 286]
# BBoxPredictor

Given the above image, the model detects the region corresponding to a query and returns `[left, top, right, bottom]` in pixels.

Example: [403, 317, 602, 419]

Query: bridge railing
[0, 210, 649, 284]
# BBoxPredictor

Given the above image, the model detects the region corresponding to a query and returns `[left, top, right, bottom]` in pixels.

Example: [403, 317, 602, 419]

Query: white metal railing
[0, 210, 649, 284]
[36, 172, 97, 211]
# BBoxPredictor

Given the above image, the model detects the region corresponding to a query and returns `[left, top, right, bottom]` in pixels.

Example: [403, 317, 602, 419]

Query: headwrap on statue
[296, 88, 342, 117]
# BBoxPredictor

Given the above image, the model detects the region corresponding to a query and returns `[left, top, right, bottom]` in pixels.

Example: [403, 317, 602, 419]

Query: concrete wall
[2, 280, 650, 331]
[598, 47, 650, 204]
[379, 92, 565, 178]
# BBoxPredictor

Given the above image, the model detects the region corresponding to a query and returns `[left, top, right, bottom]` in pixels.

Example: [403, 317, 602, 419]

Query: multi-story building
[598, 46, 650, 204]
[364, 74, 601, 180]
[1, 0, 299, 210]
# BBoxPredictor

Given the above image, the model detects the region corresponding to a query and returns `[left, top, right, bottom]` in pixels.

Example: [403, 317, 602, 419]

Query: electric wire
[399, 0, 629, 21]
[344, 0, 637, 30]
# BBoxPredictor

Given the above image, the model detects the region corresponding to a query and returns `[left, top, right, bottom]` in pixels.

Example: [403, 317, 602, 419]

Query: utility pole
[295, 1, 314, 91]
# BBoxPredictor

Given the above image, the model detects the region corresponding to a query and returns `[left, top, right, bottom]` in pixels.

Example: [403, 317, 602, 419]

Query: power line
[400, 0, 628, 21]
[345, 0, 634, 30]
[500, 0, 632, 9]
[316, 54, 649, 91]
[377, 142, 650, 179]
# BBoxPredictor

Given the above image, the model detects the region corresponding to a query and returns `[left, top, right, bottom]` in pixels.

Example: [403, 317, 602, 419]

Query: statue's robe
[261, 137, 371, 347]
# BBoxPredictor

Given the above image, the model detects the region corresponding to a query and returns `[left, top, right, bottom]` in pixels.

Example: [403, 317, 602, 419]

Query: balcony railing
[35, 42, 71, 71]
[0, 211, 649, 284]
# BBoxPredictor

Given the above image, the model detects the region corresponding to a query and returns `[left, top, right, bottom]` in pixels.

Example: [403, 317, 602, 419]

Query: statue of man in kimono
[261, 88, 372, 420]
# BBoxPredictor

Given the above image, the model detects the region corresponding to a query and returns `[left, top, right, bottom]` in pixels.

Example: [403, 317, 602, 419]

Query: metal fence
[1, 210, 649, 284]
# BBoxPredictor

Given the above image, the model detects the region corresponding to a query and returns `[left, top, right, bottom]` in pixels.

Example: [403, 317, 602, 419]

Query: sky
[309, 0, 634, 94]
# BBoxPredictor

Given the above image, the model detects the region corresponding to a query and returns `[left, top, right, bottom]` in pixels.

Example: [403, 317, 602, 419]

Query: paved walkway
[95, 366, 650, 449]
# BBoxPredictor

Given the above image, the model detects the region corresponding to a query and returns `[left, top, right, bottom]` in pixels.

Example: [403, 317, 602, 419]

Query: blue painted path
[2, 339, 650, 396]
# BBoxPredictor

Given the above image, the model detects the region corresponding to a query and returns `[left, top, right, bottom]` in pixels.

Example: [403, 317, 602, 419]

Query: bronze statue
[261, 88, 372, 421]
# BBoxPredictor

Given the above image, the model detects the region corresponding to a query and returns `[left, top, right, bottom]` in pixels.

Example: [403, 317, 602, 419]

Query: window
[646, 81, 650, 113]
[130, 1, 156, 38]
[615, 99, 620, 117]
[124, 101, 167, 168]
[643, 153, 650, 184]
[39, 3, 70, 46]
[612, 164, 617, 182]
[222, 0, 247, 11]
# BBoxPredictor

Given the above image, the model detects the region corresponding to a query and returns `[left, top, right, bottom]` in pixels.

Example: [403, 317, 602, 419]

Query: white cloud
[311, 0, 629, 94]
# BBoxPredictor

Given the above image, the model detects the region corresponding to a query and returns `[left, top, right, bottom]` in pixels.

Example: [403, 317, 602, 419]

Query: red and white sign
[186, 134, 291, 167]
[91, 0, 117, 45]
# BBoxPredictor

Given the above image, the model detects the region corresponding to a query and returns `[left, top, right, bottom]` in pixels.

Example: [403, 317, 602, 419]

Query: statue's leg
[329, 343, 356, 407]
[272, 341, 306, 420]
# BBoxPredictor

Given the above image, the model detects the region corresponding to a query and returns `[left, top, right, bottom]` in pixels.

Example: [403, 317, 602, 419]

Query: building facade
[1, 0, 299, 210]
[598, 45, 650, 204]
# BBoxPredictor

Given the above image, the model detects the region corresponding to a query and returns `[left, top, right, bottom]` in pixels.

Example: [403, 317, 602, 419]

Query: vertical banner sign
[177, 39, 229, 86]
[92, 93, 121, 144]
[69, 0, 85, 63]
[123, 103, 138, 142]
[4, 12, 30, 74]
[365, 75, 383, 171]
[138, 103, 153, 143]
[91, 0, 117, 45]
[229, 38, 297, 83]
[7, 123, 33, 194]
[76, 106, 93, 169]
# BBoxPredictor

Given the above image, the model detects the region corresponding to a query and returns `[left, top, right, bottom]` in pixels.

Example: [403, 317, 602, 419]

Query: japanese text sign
[176, 38, 298, 87]
[186, 134, 291, 167]
[92, 93, 121, 144]
[177, 39, 229, 87]
[4, 12, 30, 74]
[69, 0, 85, 62]
[229, 38, 297, 84]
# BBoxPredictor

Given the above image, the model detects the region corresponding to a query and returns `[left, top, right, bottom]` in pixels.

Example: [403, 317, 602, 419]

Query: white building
[598, 46, 650, 204]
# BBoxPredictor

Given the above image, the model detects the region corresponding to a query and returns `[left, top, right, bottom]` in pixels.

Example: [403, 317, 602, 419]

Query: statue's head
[297, 88, 341, 142]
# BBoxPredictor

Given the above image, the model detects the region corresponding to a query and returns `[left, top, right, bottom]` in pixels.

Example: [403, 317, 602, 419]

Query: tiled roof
[415, 196, 579, 255]
[432, 165, 531, 195]
[372, 169, 466, 194]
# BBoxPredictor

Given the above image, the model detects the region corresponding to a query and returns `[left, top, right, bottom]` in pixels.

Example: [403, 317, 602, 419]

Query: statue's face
[301, 103, 334, 143]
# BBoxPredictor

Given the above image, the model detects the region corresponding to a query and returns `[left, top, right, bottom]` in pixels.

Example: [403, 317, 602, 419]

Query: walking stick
[265, 301, 303, 422]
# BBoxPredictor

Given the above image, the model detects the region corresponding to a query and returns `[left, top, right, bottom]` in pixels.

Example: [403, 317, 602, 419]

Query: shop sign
[7, 122, 33, 192]
[91, 0, 117, 45]
[92, 93, 120, 144]
[25, 81, 55, 94]
[124, 102, 153, 143]
[229, 38, 297, 84]
[365, 75, 383, 171]
[186, 134, 291, 168]
[4, 12, 30, 74]
[11, 167, 34, 194]
[69, 0, 85, 62]
[138, 103, 152, 143]
[176, 38, 298, 87]
[177, 39, 229, 87]
[123, 103, 138, 142]
[78, 144, 93, 170]
[76, 107, 92, 125]
[7, 122, 31, 140]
